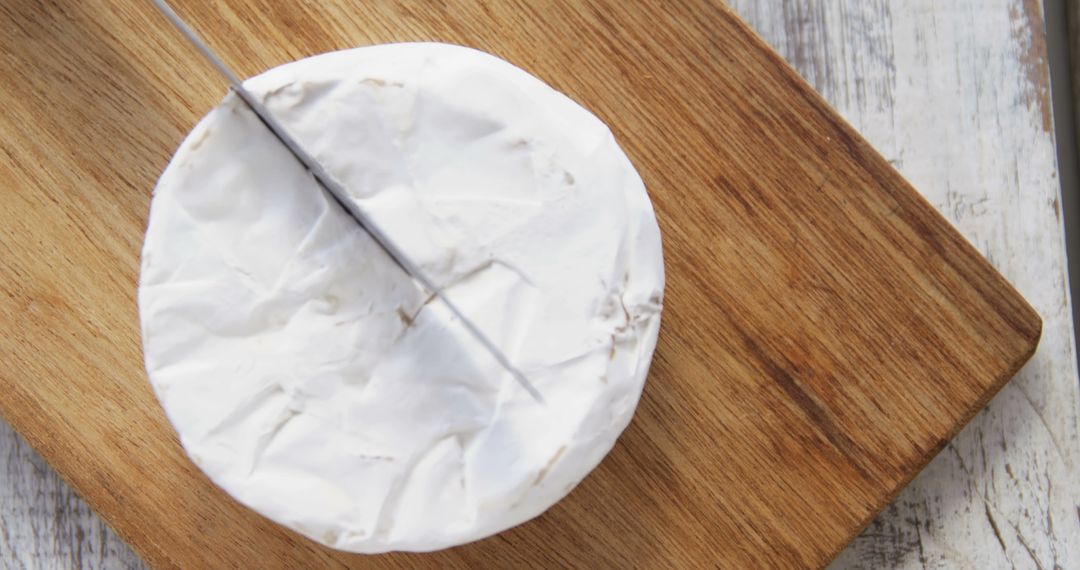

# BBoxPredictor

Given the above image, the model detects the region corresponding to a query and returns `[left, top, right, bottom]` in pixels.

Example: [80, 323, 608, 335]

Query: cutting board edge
[725, 0, 1045, 342]
[0, 392, 172, 569]
[717, 11, 1046, 566]
[821, 324, 1042, 567]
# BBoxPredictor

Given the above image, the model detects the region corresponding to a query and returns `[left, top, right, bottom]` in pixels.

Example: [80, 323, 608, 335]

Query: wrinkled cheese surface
[139, 43, 664, 553]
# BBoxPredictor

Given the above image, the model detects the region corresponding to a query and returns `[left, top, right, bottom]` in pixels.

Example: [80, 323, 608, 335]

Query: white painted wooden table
[2, 1, 1077, 568]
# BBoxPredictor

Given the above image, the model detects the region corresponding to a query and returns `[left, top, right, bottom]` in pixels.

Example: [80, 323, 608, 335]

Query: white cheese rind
[139, 43, 663, 553]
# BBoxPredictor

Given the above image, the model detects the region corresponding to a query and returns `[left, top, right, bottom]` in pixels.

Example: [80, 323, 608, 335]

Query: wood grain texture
[727, 1, 1080, 567]
[0, 1, 1046, 568]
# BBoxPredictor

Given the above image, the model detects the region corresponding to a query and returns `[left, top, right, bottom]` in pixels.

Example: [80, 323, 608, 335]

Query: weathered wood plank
[725, 0, 1080, 567]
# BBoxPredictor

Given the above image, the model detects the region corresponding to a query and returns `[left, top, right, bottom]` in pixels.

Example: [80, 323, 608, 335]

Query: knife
[150, 0, 544, 403]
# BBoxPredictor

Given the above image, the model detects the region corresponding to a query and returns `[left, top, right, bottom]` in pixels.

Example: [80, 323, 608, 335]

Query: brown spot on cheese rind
[360, 77, 404, 88]
[322, 530, 338, 545]
[399, 296, 436, 328]
[534, 445, 567, 485]
[188, 128, 211, 151]
[396, 306, 413, 327]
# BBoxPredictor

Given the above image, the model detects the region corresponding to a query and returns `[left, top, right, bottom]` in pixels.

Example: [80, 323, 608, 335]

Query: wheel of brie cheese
[139, 43, 664, 553]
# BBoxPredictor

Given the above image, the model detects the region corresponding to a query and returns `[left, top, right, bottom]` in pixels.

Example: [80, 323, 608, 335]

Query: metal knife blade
[151, 0, 544, 403]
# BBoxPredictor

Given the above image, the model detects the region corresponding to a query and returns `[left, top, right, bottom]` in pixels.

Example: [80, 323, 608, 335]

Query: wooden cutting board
[0, 0, 1042, 567]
